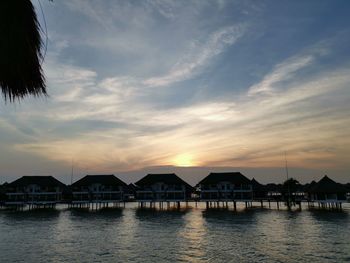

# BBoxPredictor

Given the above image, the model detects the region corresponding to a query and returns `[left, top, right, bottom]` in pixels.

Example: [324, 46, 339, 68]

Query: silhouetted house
[124, 183, 137, 200]
[71, 175, 127, 203]
[345, 183, 350, 191]
[303, 181, 317, 193]
[302, 180, 317, 200]
[345, 183, 350, 201]
[251, 178, 268, 199]
[135, 173, 193, 201]
[5, 176, 65, 204]
[61, 185, 73, 202]
[0, 183, 7, 204]
[265, 183, 283, 200]
[197, 172, 253, 200]
[308, 175, 347, 202]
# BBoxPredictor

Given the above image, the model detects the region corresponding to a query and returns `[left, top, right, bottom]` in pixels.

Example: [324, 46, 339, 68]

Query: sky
[1, 0, 350, 185]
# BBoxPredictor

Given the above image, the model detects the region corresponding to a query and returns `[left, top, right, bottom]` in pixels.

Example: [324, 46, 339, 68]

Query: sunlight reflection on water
[0, 203, 349, 263]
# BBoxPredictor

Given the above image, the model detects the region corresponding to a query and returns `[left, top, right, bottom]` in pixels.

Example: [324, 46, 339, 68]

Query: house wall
[6, 183, 63, 203]
[72, 183, 124, 201]
[311, 193, 346, 201]
[200, 181, 252, 191]
[136, 182, 189, 200]
[199, 181, 253, 200]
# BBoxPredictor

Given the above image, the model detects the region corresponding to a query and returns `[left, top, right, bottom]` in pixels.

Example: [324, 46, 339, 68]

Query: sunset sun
[173, 153, 195, 167]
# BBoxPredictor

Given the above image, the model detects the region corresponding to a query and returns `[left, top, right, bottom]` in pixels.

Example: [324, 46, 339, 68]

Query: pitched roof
[135, 173, 193, 188]
[8, 176, 65, 188]
[309, 175, 347, 194]
[72, 175, 127, 187]
[302, 180, 317, 192]
[197, 172, 251, 185]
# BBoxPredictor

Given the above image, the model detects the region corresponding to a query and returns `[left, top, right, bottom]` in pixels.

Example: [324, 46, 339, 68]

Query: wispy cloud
[248, 55, 313, 95]
[13, 59, 350, 172]
[247, 42, 331, 96]
[144, 25, 245, 87]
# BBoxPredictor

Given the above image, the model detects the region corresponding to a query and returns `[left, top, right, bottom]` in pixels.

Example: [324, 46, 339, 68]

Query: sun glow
[173, 153, 195, 167]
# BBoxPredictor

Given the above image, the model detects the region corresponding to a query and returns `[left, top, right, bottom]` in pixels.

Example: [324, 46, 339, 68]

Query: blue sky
[1, 0, 350, 184]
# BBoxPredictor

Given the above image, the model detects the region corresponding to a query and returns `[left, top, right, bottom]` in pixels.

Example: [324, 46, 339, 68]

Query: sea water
[0, 203, 349, 263]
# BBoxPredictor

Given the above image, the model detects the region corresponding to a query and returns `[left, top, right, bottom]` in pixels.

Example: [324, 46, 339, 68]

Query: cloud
[2, 1, 350, 182]
[248, 55, 314, 95]
[144, 25, 245, 87]
[12, 62, 350, 172]
[247, 42, 332, 96]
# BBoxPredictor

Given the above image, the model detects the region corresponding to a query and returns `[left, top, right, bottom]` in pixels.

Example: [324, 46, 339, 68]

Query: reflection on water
[69, 208, 123, 221]
[308, 209, 349, 222]
[1, 209, 60, 225]
[0, 205, 349, 263]
[135, 208, 188, 221]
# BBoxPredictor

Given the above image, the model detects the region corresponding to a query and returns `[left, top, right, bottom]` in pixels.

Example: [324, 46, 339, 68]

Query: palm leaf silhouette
[0, 0, 47, 102]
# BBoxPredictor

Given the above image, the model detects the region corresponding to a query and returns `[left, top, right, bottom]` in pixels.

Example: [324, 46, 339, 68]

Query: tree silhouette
[0, 0, 47, 102]
[282, 178, 301, 208]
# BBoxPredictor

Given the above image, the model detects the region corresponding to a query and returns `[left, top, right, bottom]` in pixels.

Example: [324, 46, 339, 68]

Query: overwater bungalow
[71, 174, 127, 204]
[251, 178, 268, 200]
[345, 183, 350, 201]
[197, 172, 253, 201]
[135, 173, 194, 201]
[0, 183, 7, 206]
[308, 175, 347, 203]
[303, 180, 317, 193]
[124, 183, 137, 201]
[265, 183, 283, 200]
[5, 176, 65, 206]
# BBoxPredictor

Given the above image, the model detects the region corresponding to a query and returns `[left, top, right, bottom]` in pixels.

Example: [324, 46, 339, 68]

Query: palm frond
[0, 0, 47, 102]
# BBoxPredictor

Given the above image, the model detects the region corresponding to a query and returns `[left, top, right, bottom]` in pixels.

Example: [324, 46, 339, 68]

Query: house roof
[135, 173, 193, 189]
[197, 172, 251, 185]
[8, 176, 66, 188]
[72, 175, 127, 187]
[309, 175, 348, 194]
[302, 180, 317, 192]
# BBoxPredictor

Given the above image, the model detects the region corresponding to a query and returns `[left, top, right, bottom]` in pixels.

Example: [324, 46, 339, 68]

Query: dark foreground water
[0, 203, 349, 263]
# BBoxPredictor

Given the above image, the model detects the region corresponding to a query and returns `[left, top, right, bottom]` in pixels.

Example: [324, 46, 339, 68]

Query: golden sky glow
[1, 1, 350, 183]
[173, 154, 196, 167]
